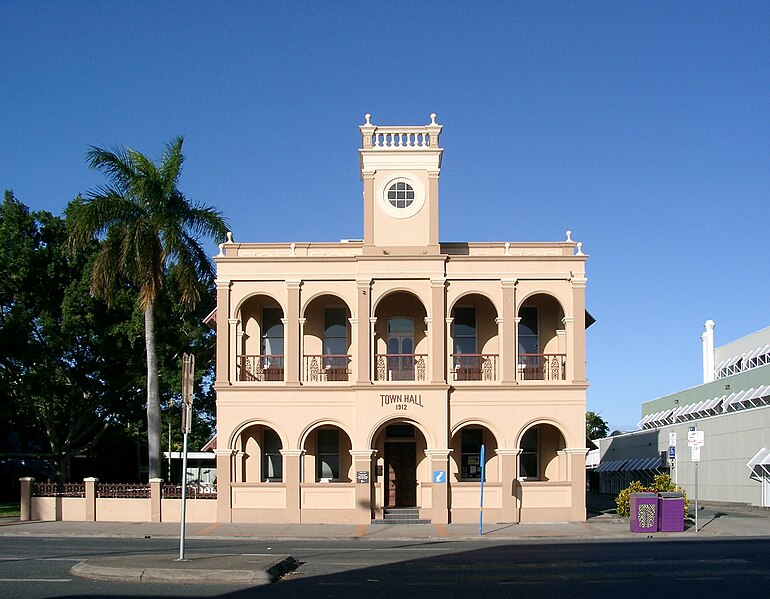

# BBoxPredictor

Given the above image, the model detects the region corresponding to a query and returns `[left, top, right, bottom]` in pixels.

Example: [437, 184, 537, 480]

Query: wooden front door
[385, 442, 416, 507]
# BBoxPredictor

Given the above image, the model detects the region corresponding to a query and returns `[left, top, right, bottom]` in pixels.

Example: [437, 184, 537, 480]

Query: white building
[593, 321, 770, 506]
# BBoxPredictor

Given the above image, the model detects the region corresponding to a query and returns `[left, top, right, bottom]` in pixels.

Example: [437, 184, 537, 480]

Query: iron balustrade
[518, 353, 566, 381]
[31, 482, 85, 497]
[237, 355, 284, 382]
[161, 484, 217, 499]
[304, 354, 351, 382]
[375, 354, 427, 381]
[451, 354, 498, 381]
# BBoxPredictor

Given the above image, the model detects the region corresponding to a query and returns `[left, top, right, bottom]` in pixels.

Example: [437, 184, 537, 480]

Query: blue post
[479, 444, 486, 536]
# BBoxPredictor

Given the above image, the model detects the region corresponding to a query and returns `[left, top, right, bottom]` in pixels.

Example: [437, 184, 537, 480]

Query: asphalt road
[2, 535, 770, 598]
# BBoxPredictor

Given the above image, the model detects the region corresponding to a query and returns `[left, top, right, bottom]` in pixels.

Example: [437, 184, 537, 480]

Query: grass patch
[0, 502, 20, 517]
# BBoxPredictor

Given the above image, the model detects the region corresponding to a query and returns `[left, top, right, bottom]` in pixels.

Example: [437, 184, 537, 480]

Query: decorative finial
[576, 242, 584, 256]
[364, 113, 371, 125]
[504, 242, 511, 256]
[290, 242, 296, 256]
[217, 243, 224, 257]
[565, 230, 572, 242]
[430, 113, 437, 125]
[226, 231, 234, 244]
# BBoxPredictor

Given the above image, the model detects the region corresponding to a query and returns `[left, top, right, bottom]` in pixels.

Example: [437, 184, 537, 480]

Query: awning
[747, 448, 770, 481]
[596, 460, 627, 473]
[624, 455, 663, 471]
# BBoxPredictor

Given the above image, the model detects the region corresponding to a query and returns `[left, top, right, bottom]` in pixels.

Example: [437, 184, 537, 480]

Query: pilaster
[215, 281, 231, 385]
[356, 280, 372, 384]
[84, 477, 98, 521]
[350, 449, 375, 523]
[570, 276, 587, 384]
[228, 318, 239, 384]
[281, 449, 305, 523]
[501, 281, 516, 383]
[215, 449, 234, 522]
[430, 279, 446, 383]
[495, 449, 522, 523]
[425, 449, 451, 523]
[285, 280, 302, 384]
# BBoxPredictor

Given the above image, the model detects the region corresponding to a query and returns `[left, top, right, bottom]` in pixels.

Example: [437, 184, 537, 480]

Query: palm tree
[67, 136, 228, 480]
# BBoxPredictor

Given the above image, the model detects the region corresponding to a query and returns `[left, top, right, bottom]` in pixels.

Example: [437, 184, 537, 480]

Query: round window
[387, 181, 415, 209]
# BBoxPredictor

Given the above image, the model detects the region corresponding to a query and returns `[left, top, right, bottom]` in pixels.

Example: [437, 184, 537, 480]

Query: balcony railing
[304, 354, 351, 382]
[237, 355, 284, 382]
[518, 353, 566, 381]
[375, 354, 427, 382]
[451, 354, 498, 381]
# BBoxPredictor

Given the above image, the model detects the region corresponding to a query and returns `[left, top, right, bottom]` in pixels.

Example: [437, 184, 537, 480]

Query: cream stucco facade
[212, 114, 589, 524]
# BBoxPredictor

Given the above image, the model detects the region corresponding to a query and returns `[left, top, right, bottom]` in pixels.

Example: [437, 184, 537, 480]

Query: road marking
[195, 522, 221, 536]
[0, 578, 71, 583]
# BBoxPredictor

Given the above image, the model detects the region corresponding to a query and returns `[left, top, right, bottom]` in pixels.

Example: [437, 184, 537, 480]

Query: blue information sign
[668, 446, 676, 459]
[433, 470, 446, 484]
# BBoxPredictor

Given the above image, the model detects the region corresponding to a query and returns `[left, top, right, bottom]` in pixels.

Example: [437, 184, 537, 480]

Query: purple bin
[630, 492, 658, 533]
[658, 492, 685, 532]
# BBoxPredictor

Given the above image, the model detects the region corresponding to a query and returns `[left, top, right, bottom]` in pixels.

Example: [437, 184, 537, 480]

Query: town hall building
[210, 114, 590, 524]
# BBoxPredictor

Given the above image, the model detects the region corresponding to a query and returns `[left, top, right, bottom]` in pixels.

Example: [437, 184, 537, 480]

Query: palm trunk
[145, 301, 162, 480]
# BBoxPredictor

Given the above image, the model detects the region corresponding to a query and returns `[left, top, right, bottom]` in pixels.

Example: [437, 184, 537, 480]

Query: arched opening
[373, 291, 428, 381]
[237, 294, 284, 382]
[234, 424, 283, 483]
[302, 294, 352, 382]
[449, 424, 499, 481]
[517, 294, 566, 381]
[519, 423, 566, 481]
[303, 425, 353, 482]
[450, 294, 499, 381]
[371, 421, 429, 508]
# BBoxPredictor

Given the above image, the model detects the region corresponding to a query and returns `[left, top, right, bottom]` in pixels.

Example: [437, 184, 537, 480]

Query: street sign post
[687, 427, 704, 532]
[178, 353, 194, 561]
[479, 444, 485, 537]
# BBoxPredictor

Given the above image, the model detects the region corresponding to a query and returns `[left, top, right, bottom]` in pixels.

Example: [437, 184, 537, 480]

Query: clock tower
[359, 114, 443, 255]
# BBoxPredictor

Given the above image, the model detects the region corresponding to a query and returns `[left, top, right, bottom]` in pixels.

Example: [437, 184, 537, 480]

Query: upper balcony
[231, 291, 569, 385]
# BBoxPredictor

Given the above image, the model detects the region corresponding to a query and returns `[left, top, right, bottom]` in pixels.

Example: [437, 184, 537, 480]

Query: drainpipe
[702, 320, 716, 383]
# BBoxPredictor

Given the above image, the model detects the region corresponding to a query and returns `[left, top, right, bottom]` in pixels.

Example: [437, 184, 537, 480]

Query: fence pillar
[149, 478, 163, 522]
[84, 477, 98, 521]
[19, 477, 34, 521]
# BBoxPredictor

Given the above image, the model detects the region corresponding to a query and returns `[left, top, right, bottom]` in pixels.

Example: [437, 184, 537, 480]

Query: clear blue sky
[2, 2, 769, 431]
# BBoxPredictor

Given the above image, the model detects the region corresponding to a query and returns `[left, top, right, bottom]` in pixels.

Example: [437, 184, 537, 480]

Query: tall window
[262, 429, 282, 482]
[324, 307, 347, 355]
[317, 429, 340, 481]
[453, 307, 477, 355]
[387, 317, 414, 381]
[520, 427, 539, 479]
[461, 428, 483, 480]
[262, 307, 284, 357]
[518, 307, 538, 355]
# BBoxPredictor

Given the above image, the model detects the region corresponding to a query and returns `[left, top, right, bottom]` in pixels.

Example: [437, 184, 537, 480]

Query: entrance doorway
[384, 441, 416, 507]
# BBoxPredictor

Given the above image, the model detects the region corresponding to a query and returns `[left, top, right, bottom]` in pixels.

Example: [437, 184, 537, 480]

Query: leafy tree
[67, 137, 228, 479]
[586, 411, 610, 440]
[616, 474, 689, 517]
[0, 192, 146, 482]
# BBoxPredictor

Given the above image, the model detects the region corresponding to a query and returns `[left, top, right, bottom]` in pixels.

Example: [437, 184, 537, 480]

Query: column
[356, 280, 371, 384]
[285, 280, 301, 385]
[348, 317, 358, 381]
[84, 477, 98, 522]
[570, 276, 587, 384]
[350, 449, 375, 524]
[430, 279, 446, 383]
[298, 318, 306, 382]
[362, 172, 375, 248]
[557, 329, 567, 380]
[495, 449, 521, 523]
[501, 281, 516, 383]
[425, 449, 451, 523]
[562, 317, 574, 382]
[149, 478, 162, 522]
[369, 317, 378, 382]
[281, 449, 305, 523]
[215, 449, 234, 522]
[228, 318, 239, 383]
[564, 448, 588, 521]
[215, 281, 231, 385]
[445, 317, 454, 381]
[19, 477, 34, 521]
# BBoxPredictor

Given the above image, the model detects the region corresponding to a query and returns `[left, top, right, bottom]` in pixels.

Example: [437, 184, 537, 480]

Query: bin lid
[630, 492, 658, 498]
[658, 492, 683, 498]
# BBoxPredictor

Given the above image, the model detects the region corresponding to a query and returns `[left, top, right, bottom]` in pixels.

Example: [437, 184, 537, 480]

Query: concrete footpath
[1, 500, 769, 585]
